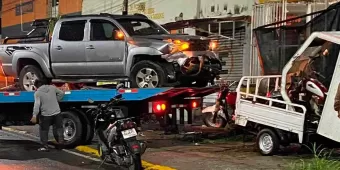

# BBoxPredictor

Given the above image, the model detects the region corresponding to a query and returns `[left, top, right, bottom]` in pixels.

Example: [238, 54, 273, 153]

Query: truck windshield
[116, 18, 168, 36]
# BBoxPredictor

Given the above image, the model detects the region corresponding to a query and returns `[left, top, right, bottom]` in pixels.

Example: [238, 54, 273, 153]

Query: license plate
[122, 128, 138, 139]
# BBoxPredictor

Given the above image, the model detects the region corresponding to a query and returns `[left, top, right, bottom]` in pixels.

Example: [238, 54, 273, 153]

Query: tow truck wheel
[256, 128, 280, 156]
[82, 122, 94, 145]
[130, 60, 166, 88]
[19, 65, 47, 91]
[53, 111, 83, 148]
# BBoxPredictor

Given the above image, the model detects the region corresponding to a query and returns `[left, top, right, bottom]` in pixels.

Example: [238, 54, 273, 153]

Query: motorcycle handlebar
[90, 95, 124, 116]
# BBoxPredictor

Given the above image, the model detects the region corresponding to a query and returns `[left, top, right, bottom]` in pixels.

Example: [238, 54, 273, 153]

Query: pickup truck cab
[0, 13, 222, 91]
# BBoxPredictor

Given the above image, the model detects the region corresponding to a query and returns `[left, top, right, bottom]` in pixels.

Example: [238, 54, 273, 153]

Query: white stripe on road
[62, 149, 101, 162]
[1, 127, 102, 162]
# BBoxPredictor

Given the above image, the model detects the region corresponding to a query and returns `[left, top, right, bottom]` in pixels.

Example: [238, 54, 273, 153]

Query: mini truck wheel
[256, 128, 280, 156]
[53, 111, 83, 148]
[130, 60, 166, 88]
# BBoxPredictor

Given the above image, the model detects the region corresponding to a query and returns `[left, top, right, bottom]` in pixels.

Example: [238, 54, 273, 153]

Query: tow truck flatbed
[0, 86, 218, 148]
[0, 88, 171, 103]
[0, 87, 218, 103]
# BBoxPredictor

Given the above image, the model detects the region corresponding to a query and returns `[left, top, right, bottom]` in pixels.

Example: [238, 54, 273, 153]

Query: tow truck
[0, 83, 218, 148]
[234, 31, 340, 155]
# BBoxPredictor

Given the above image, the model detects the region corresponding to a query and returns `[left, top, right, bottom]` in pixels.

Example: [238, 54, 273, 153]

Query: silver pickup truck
[0, 13, 222, 91]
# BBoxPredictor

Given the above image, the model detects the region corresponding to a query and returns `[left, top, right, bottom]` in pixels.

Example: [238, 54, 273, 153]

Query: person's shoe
[38, 146, 49, 152]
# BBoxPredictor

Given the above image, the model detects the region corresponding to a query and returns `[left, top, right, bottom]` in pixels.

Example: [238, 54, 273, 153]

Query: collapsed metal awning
[162, 16, 251, 30]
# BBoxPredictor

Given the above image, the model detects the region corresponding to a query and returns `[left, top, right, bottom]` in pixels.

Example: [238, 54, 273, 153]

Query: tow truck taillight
[152, 101, 167, 114]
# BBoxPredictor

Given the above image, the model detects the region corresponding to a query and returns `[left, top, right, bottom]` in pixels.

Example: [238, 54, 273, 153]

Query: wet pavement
[4, 125, 293, 170]
[0, 129, 121, 170]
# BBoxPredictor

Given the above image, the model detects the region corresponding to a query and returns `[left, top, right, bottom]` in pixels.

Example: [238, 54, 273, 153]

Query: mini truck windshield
[116, 18, 168, 36]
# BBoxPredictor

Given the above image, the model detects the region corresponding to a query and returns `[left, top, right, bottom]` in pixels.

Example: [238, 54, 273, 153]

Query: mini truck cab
[0, 13, 222, 91]
[234, 31, 340, 155]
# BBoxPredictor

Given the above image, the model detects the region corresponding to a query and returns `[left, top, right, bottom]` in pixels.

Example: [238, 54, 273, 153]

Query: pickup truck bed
[235, 75, 307, 143]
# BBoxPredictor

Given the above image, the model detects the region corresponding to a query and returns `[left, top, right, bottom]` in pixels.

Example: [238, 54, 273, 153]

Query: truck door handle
[86, 45, 95, 49]
[54, 46, 62, 50]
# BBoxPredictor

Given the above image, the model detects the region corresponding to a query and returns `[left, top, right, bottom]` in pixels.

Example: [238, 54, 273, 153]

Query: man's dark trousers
[39, 114, 64, 147]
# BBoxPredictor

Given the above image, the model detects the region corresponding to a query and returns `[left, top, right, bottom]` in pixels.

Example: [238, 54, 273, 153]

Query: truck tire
[130, 61, 166, 88]
[19, 65, 47, 91]
[256, 128, 280, 156]
[53, 111, 83, 148]
[82, 121, 94, 145]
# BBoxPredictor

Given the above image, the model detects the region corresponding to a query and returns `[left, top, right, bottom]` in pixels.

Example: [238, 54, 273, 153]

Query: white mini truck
[235, 31, 340, 155]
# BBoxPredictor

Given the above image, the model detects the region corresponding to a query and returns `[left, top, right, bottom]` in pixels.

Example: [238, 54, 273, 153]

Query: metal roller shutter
[218, 27, 246, 81]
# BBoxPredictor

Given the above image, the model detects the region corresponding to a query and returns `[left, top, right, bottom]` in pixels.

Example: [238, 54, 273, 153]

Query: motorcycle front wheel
[202, 112, 227, 128]
[128, 154, 142, 170]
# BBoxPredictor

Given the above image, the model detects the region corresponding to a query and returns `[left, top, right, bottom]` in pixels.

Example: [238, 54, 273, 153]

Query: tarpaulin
[254, 2, 340, 86]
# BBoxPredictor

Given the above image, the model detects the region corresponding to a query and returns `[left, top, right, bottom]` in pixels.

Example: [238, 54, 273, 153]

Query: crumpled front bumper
[163, 50, 221, 69]
[161, 50, 222, 81]
[181, 51, 222, 75]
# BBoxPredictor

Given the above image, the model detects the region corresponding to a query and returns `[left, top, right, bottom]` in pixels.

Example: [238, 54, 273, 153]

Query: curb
[75, 145, 176, 170]
[2, 127, 176, 170]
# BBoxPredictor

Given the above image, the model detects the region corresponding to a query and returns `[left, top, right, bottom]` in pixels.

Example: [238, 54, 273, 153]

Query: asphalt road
[0, 129, 121, 170]
[5, 125, 291, 170]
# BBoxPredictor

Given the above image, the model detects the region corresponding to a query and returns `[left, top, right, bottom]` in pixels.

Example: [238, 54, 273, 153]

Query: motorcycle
[289, 54, 328, 117]
[202, 81, 238, 128]
[87, 93, 146, 170]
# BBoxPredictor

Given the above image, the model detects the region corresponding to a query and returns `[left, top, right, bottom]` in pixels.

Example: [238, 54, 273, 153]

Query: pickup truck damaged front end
[130, 35, 222, 83]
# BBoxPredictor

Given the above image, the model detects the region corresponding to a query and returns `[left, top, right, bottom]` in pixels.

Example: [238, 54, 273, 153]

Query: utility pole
[122, 0, 128, 15]
[47, 0, 52, 18]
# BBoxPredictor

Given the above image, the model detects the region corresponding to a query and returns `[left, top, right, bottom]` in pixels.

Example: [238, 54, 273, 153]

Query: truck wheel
[256, 128, 280, 156]
[19, 65, 47, 91]
[130, 61, 166, 88]
[82, 121, 94, 145]
[53, 111, 83, 148]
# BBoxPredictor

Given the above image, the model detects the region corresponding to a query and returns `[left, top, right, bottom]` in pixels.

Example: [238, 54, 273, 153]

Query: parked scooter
[87, 87, 146, 170]
[202, 81, 238, 128]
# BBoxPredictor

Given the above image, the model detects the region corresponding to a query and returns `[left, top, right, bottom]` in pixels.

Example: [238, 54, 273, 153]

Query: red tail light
[153, 101, 167, 114]
[192, 101, 197, 108]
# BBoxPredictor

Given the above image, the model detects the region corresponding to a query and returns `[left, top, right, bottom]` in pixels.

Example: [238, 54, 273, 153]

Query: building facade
[1, 0, 82, 38]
